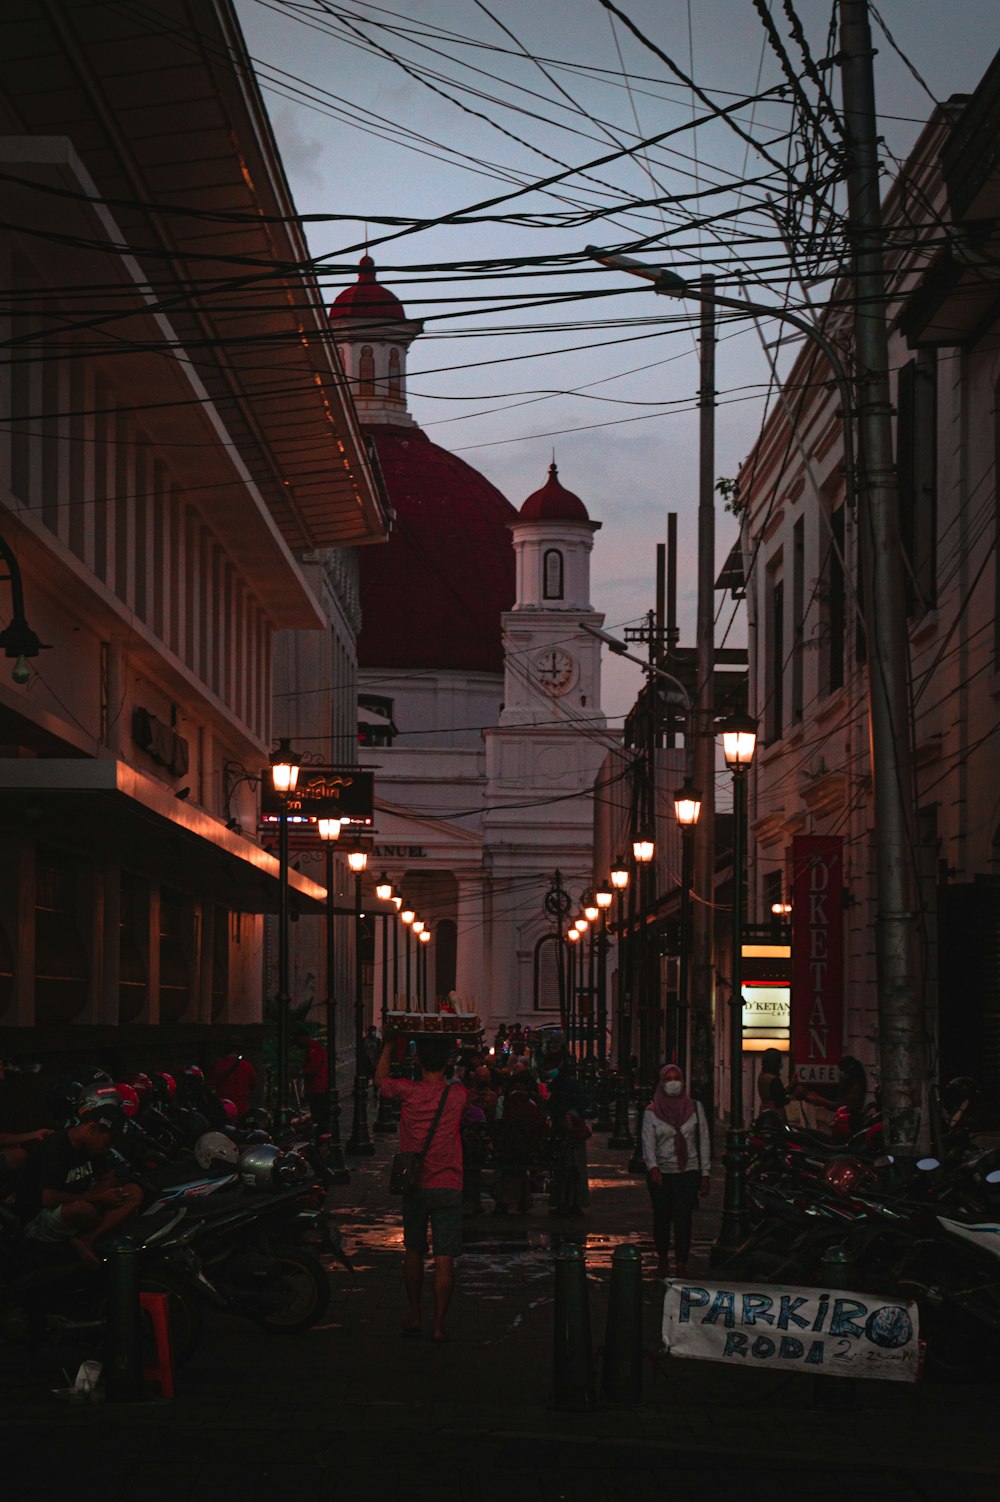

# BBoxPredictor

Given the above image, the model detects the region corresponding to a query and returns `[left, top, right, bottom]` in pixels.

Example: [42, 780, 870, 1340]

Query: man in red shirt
[207, 1050, 257, 1122]
[376, 1033, 467, 1342]
[293, 1027, 329, 1131]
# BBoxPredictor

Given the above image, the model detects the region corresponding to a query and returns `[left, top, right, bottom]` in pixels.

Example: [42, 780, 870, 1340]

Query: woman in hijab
[641, 1064, 711, 1279]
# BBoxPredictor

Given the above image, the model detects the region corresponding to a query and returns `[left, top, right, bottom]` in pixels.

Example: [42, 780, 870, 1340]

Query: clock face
[533, 647, 577, 695]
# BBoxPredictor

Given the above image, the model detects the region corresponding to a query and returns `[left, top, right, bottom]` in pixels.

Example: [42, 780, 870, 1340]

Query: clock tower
[498, 462, 605, 729]
[482, 463, 609, 1024]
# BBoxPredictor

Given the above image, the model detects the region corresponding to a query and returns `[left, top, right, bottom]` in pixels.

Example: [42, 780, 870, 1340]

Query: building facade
[738, 63, 1000, 1107]
[0, 1, 386, 1064]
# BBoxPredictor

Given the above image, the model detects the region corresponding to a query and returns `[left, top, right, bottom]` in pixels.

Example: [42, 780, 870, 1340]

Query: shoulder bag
[388, 1083, 453, 1195]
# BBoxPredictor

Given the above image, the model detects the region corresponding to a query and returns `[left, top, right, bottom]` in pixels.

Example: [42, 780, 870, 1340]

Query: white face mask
[663, 1080, 683, 1097]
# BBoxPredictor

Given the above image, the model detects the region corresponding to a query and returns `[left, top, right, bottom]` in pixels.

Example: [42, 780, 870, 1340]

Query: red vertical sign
[790, 836, 843, 1084]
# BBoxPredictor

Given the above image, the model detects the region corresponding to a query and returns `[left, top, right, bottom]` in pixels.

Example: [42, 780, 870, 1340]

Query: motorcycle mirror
[915, 1156, 941, 1171]
[985, 1169, 1000, 1184]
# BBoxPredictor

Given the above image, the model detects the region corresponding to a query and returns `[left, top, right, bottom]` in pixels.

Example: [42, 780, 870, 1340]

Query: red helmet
[130, 1072, 154, 1104]
[824, 1156, 878, 1196]
[219, 1097, 238, 1123]
[184, 1064, 204, 1081]
[154, 1072, 177, 1101]
[115, 1082, 139, 1118]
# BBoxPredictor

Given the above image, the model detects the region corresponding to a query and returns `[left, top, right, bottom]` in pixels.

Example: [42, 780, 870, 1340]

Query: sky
[236, 0, 998, 721]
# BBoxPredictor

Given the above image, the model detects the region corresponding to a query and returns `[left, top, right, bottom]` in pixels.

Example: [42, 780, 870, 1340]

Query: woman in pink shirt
[376, 1033, 467, 1342]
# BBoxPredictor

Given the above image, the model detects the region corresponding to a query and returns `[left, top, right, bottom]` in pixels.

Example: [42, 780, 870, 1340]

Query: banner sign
[260, 766, 374, 824]
[662, 1278, 919, 1382]
[790, 835, 843, 1084]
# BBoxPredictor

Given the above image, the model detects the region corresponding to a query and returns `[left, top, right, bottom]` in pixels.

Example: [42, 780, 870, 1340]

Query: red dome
[358, 427, 516, 674]
[519, 462, 589, 522]
[329, 256, 407, 325]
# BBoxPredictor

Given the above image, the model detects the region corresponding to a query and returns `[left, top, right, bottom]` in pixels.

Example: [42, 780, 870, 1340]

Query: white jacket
[641, 1102, 710, 1176]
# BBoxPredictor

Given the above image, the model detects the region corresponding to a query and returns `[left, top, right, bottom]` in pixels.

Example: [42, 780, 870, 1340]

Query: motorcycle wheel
[137, 1269, 203, 1366]
[249, 1246, 330, 1334]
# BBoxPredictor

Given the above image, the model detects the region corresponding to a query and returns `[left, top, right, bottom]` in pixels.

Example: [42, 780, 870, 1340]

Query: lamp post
[373, 874, 396, 1135]
[419, 928, 431, 1007]
[672, 780, 702, 1075]
[566, 928, 581, 1053]
[412, 921, 425, 1007]
[345, 848, 374, 1156]
[400, 904, 415, 1007]
[583, 896, 599, 1063]
[391, 894, 402, 1005]
[608, 859, 633, 1148]
[592, 883, 614, 1131]
[714, 713, 758, 1257]
[316, 817, 350, 1181]
[630, 833, 656, 1173]
[269, 738, 301, 1125]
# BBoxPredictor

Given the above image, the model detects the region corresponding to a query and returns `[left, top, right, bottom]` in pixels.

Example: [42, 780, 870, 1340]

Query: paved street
[3, 1123, 1000, 1501]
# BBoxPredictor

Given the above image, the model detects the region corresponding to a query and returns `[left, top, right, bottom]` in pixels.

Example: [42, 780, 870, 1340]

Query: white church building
[330, 259, 614, 1031]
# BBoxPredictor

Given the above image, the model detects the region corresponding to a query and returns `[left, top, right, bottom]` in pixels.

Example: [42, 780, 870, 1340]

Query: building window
[533, 934, 561, 1010]
[764, 559, 784, 744]
[543, 548, 564, 600]
[358, 693, 397, 748]
[822, 506, 845, 696]
[358, 346, 375, 398]
[35, 851, 90, 1026]
[791, 517, 804, 724]
[897, 350, 937, 614]
[159, 889, 192, 1024]
[388, 347, 401, 399]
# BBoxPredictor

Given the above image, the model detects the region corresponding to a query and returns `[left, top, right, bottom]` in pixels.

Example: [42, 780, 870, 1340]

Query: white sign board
[662, 1278, 920, 1382]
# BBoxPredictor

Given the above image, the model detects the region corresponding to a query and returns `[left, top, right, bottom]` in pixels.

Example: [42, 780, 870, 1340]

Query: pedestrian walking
[641, 1064, 711, 1279]
[375, 1033, 467, 1342]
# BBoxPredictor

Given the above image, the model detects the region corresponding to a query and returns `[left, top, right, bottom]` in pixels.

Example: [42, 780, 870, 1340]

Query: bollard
[601, 1245, 643, 1406]
[106, 1236, 144, 1403]
[813, 1244, 858, 1411]
[551, 1243, 597, 1411]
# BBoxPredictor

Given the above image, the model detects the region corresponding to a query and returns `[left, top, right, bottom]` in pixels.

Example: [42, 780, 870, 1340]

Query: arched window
[358, 345, 375, 398]
[543, 548, 564, 600]
[388, 347, 401, 399]
[533, 934, 561, 1011]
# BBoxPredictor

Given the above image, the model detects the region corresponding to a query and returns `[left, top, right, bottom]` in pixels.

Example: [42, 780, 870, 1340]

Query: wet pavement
[3, 1120, 1000, 1500]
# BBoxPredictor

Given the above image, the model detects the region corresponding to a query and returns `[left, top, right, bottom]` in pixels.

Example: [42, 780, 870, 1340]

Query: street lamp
[582, 897, 598, 1063]
[608, 859, 633, 1149]
[630, 833, 656, 1173]
[269, 737, 301, 1125]
[419, 927, 431, 1008]
[714, 713, 758, 1257]
[595, 885, 613, 1074]
[672, 779, 702, 1074]
[373, 874, 396, 1135]
[317, 817, 349, 1182]
[345, 848, 374, 1156]
[400, 904, 415, 1007]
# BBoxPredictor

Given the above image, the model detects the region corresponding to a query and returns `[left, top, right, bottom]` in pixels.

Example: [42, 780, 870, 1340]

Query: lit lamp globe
[419, 930, 431, 945]
[391, 895, 403, 911]
[584, 898, 599, 923]
[269, 738, 301, 793]
[317, 817, 342, 843]
[610, 860, 629, 891]
[595, 886, 613, 911]
[574, 917, 589, 933]
[412, 920, 425, 935]
[673, 780, 702, 829]
[567, 929, 580, 943]
[347, 850, 368, 874]
[721, 713, 758, 773]
[633, 836, 654, 864]
[771, 900, 792, 916]
[375, 873, 393, 902]
[401, 907, 415, 926]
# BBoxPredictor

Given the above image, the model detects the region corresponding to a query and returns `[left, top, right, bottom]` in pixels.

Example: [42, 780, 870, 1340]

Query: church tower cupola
[511, 462, 602, 612]
[329, 256, 423, 429]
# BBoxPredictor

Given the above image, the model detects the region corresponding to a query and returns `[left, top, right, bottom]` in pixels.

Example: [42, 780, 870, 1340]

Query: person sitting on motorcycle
[757, 1049, 789, 1116]
[14, 1104, 142, 1266]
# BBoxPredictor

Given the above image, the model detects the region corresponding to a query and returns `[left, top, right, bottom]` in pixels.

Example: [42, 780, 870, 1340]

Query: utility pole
[691, 282, 717, 1119]
[839, 0, 928, 1153]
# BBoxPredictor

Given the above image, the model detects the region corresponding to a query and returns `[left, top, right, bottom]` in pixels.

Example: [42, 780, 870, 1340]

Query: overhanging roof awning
[0, 759, 327, 914]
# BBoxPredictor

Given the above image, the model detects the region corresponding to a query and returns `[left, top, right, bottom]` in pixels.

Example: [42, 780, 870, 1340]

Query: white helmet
[194, 1131, 240, 1171]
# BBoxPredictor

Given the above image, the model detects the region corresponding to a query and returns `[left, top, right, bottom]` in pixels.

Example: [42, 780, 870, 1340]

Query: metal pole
[692, 280, 717, 1121]
[678, 827, 694, 1074]
[324, 844, 349, 1181]
[609, 888, 632, 1149]
[346, 869, 374, 1155]
[838, 0, 927, 1154]
[405, 924, 411, 1007]
[276, 804, 290, 1124]
[392, 913, 399, 1008]
[380, 908, 389, 1030]
[715, 768, 748, 1255]
[586, 924, 596, 1061]
[597, 909, 608, 1068]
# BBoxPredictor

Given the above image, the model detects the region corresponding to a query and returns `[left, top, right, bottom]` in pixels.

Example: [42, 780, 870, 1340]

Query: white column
[454, 876, 484, 1015]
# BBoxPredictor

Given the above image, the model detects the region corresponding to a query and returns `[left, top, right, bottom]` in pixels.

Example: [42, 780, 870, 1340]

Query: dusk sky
[237, 0, 998, 720]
